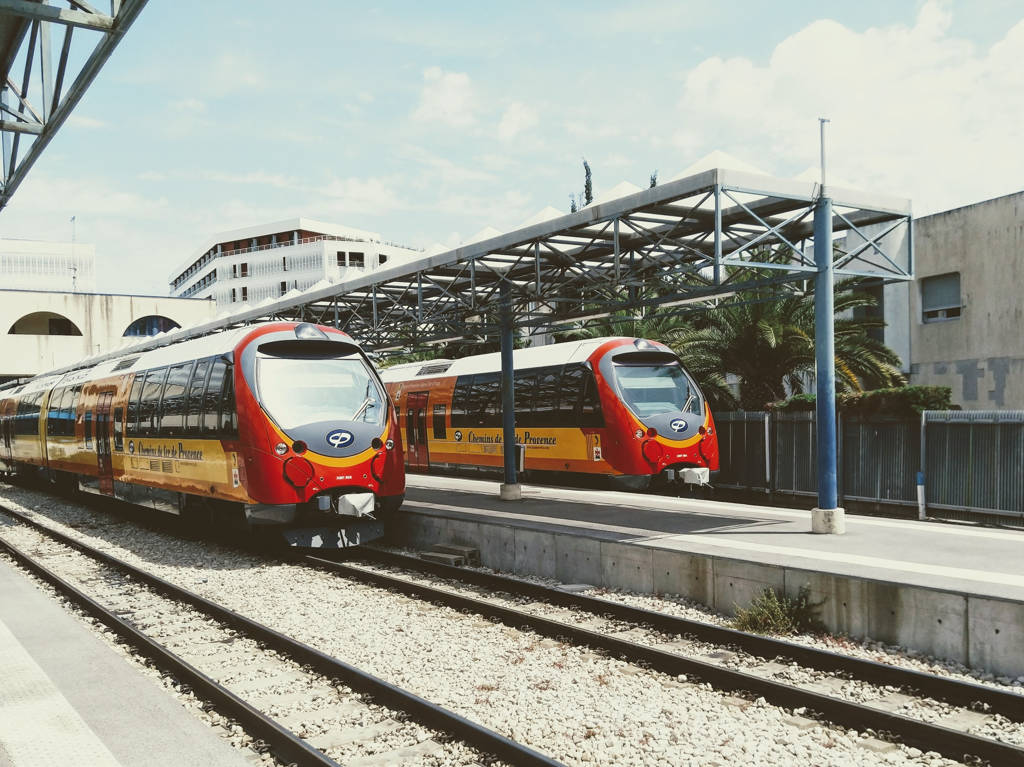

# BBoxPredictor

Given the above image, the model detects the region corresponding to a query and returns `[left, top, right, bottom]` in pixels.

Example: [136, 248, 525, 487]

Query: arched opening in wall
[123, 315, 181, 337]
[7, 311, 83, 336]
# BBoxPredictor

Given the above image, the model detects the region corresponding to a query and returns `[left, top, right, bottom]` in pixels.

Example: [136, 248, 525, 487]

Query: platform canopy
[55, 166, 914, 373]
[0, 0, 149, 212]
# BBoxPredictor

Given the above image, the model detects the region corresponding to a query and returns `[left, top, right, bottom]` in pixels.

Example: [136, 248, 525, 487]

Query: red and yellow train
[381, 337, 719, 491]
[0, 321, 404, 547]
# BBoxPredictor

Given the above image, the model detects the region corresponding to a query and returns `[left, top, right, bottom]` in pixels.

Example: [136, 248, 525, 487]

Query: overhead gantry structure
[0, 0, 149, 212]
[60, 167, 915, 528]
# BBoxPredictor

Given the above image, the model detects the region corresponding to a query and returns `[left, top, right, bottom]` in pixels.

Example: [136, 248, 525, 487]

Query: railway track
[296, 545, 1024, 766]
[0, 504, 563, 767]
[4, 489, 1022, 765]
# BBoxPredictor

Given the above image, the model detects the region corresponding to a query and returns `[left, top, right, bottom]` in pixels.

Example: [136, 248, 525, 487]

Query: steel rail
[0, 535, 341, 767]
[0, 505, 565, 767]
[301, 549, 1024, 766]
[357, 547, 1024, 721]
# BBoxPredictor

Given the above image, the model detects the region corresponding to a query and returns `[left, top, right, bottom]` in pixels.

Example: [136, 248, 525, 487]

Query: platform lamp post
[812, 117, 845, 534]
[498, 273, 522, 500]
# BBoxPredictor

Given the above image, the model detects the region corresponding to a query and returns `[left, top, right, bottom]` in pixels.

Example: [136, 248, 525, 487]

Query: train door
[95, 391, 115, 495]
[405, 391, 430, 471]
[0, 399, 12, 466]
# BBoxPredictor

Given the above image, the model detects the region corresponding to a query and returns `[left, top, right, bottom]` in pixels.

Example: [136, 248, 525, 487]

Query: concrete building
[1, 238, 97, 292]
[1, 290, 217, 383]
[168, 217, 421, 309]
[901, 191, 1024, 408]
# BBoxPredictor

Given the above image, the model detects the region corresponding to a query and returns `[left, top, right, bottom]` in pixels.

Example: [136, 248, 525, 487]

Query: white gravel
[0, 482, 982, 766]
[0, 508, 488, 767]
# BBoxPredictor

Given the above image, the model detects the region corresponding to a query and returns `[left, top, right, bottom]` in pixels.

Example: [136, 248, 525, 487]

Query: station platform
[397, 475, 1024, 678]
[0, 551, 255, 767]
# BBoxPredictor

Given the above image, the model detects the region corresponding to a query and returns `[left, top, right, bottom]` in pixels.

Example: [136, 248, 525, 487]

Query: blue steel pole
[813, 195, 840, 514]
[499, 279, 519, 494]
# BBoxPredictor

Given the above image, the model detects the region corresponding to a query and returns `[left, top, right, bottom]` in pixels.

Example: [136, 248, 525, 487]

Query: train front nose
[609, 347, 713, 483]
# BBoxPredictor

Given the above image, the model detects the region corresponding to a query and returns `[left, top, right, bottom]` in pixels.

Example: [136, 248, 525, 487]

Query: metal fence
[714, 409, 1024, 522]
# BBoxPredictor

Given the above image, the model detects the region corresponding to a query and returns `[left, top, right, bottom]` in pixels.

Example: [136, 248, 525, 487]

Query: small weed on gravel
[732, 586, 825, 636]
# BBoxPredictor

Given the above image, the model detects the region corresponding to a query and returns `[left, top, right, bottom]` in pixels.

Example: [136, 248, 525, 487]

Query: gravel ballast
[0, 483, 982, 766]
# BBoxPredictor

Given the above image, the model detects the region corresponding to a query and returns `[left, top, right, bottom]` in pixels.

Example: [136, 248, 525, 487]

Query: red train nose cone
[283, 456, 314, 488]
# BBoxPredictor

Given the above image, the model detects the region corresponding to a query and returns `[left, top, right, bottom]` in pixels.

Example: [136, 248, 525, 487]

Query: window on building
[232, 264, 237, 278]
[282, 256, 288, 271]
[231, 288, 237, 303]
[241, 286, 248, 302]
[280, 281, 287, 296]
[852, 278, 885, 342]
[921, 272, 961, 323]
[336, 252, 345, 267]
[240, 262, 249, 277]
[379, 254, 388, 266]
[349, 252, 365, 268]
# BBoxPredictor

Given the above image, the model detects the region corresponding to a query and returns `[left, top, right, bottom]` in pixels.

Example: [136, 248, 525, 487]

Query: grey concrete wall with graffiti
[905, 191, 1024, 409]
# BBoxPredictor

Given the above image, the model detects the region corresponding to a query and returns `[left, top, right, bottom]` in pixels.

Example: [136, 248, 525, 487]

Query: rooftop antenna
[819, 117, 830, 195]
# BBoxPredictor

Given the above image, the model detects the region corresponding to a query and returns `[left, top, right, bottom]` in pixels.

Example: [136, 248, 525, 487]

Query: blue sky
[2, 0, 1022, 294]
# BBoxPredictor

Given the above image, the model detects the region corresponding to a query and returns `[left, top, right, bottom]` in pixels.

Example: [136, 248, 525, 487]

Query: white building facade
[168, 218, 421, 309]
[1, 290, 218, 383]
[1, 238, 97, 292]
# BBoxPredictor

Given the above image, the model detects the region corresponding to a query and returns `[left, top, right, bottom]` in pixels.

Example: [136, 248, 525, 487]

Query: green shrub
[770, 385, 955, 417]
[731, 586, 825, 636]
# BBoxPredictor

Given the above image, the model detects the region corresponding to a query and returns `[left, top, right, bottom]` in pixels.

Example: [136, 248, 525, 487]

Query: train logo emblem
[670, 418, 687, 433]
[127, 440, 135, 454]
[326, 429, 354, 448]
[454, 430, 463, 442]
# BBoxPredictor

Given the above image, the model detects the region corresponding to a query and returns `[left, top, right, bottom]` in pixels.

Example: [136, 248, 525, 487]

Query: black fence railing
[714, 410, 1024, 524]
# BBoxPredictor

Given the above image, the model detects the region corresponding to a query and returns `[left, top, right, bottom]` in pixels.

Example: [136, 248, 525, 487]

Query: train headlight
[385, 439, 394, 450]
[634, 429, 643, 439]
[274, 442, 288, 456]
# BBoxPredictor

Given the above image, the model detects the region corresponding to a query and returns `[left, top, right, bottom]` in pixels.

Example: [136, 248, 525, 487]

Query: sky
[1, 0, 1022, 295]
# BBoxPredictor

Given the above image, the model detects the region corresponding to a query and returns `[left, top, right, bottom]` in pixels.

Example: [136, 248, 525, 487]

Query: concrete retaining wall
[392, 508, 1024, 678]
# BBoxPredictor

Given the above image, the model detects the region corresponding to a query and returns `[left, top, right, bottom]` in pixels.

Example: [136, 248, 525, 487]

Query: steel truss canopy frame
[50, 167, 913, 374]
[0, 0, 149, 211]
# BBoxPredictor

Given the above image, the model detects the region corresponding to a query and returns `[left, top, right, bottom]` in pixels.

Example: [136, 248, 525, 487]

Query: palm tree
[672, 279, 904, 410]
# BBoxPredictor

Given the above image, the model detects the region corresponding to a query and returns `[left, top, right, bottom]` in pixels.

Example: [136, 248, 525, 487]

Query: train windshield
[256, 355, 385, 430]
[613, 362, 702, 418]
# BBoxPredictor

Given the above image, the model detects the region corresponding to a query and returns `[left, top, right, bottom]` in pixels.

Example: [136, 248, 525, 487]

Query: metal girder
[43, 168, 913, 376]
[0, 0, 149, 211]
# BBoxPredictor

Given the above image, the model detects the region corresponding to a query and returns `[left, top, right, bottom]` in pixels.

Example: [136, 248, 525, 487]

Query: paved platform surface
[0, 554, 255, 767]
[404, 475, 1024, 602]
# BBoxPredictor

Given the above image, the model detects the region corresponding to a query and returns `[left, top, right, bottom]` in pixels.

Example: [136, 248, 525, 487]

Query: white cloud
[497, 102, 538, 140]
[674, 0, 1024, 214]
[412, 66, 475, 127]
[67, 115, 106, 129]
[323, 176, 404, 215]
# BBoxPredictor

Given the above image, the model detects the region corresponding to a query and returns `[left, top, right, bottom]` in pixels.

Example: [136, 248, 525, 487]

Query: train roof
[0, 322, 352, 398]
[379, 337, 646, 382]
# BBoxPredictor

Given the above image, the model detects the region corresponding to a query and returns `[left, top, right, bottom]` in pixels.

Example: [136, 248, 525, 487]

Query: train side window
[113, 407, 124, 451]
[202, 360, 227, 436]
[579, 366, 604, 428]
[451, 377, 472, 427]
[219, 366, 237, 437]
[85, 410, 93, 448]
[159, 362, 193, 437]
[513, 370, 536, 428]
[469, 373, 500, 427]
[140, 368, 168, 437]
[557, 365, 585, 427]
[47, 388, 64, 437]
[58, 387, 75, 436]
[127, 373, 146, 433]
[432, 404, 447, 439]
[71, 386, 82, 436]
[185, 359, 212, 435]
[534, 366, 562, 425]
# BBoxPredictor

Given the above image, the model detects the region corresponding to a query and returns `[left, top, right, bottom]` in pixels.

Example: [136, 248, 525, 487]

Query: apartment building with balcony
[168, 217, 421, 308]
